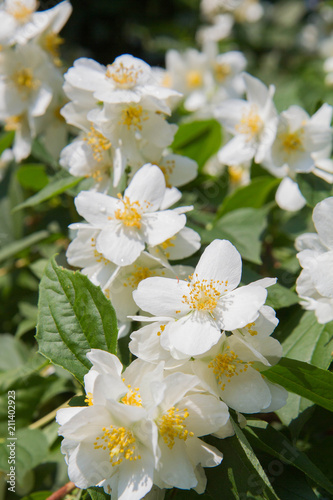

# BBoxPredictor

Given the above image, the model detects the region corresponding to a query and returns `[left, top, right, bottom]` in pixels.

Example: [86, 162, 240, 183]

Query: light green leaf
[16, 164, 49, 191]
[0, 334, 30, 371]
[87, 487, 110, 500]
[202, 207, 268, 264]
[13, 175, 83, 211]
[0, 230, 49, 263]
[36, 258, 118, 384]
[264, 357, 333, 412]
[245, 424, 333, 495]
[172, 119, 222, 170]
[0, 131, 15, 155]
[0, 428, 49, 484]
[296, 173, 333, 207]
[217, 177, 280, 217]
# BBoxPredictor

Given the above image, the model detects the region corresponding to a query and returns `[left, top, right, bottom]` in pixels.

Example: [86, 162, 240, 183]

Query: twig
[46, 482, 76, 500]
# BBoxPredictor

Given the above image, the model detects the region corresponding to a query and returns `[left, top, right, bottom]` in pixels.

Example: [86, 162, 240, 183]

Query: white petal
[97, 227, 144, 266]
[275, 177, 306, 212]
[220, 368, 271, 413]
[133, 277, 190, 317]
[75, 191, 118, 226]
[125, 164, 166, 211]
[142, 211, 186, 246]
[179, 394, 229, 436]
[313, 197, 333, 250]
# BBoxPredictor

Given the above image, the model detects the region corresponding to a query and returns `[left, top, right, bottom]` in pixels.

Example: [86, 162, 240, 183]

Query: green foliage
[36, 257, 118, 384]
[296, 173, 333, 207]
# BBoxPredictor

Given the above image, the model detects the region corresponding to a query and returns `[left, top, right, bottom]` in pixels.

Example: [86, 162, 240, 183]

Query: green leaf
[296, 173, 333, 207]
[172, 119, 222, 170]
[0, 130, 15, 155]
[13, 175, 83, 211]
[0, 230, 49, 263]
[0, 428, 49, 484]
[217, 177, 280, 217]
[31, 138, 59, 168]
[245, 424, 333, 496]
[21, 492, 54, 500]
[0, 334, 30, 371]
[16, 164, 49, 191]
[36, 257, 118, 384]
[242, 266, 299, 309]
[0, 352, 47, 392]
[276, 311, 333, 426]
[264, 358, 333, 412]
[87, 487, 110, 500]
[202, 207, 268, 264]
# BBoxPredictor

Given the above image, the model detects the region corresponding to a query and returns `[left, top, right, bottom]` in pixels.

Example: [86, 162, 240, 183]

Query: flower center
[94, 425, 140, 466]
[42, 31, 64, 66]
[235, 105, 263, 140]
[228, 165, 244, 184]
[124, 266, 157, 288]
[12, 68, 40, 92]
[83, 125, 112, 162]
[186, 70, 203, 89]
[114, 195, 143, 229]
[105, 62, 141, 89]
[121, 384, 142, 406]
[279, 130, 304, 155]
[4, 115, 22, 131]
[182, 277, 222, 313]
[159, 159, 175, 188]
[7, 0, 34, 22]
[158, 407, 193, 449]
[120, 105, 148, 131]
[214, 62, 231, 83]
[208, 347, 252, 390]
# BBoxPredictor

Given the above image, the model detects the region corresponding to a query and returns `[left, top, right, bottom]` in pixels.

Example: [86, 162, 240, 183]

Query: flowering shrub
[0, 1, 333, 500]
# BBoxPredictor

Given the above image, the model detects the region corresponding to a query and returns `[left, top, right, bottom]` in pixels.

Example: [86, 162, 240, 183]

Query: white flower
[296, 197, 333, 323]
[274, 177, 307, 212]
[132, 239, 276, 358]
[147, 227, 201, 267]
[57, 350, 227, 498]
[71, 164, 188, 266]
[214, 73, 277, 165]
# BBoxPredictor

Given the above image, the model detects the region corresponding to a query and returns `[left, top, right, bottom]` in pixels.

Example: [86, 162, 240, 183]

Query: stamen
[159, 159, 175, 188]
[208, 347, 253, 390]
[182, 275, 221, 313]
[214, 62, 231, 83]
[94, 425, 140, 466]
[7, 0, 34, 22]
[84, 392, 93, 406]
[83, 125, 112, 162]
[124, 265, 156, 288]
[186, 70, 203, 89]
[105, 62, 141, 89]
[120, 105, 148, 131]
[279, 130, 304, 154]
[12, 68, 40, 92]
[158, 407, 194, 449]
[121, 384, 142, 406]
[114, 194, 143, 229]
[235, 105, 263, 140]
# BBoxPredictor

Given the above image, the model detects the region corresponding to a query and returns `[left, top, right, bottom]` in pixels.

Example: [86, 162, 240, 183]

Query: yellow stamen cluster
[121, 383, 142, 407]
[160, 236, 176, 258]
[245, 322, 258, 336]
[182, 277, 222, 313]
[114, 194, 144, 229]
[120, 105, 148, 131]
[91, 237, 109, 265]
[94, 425, 140, 466]
[214, 62, 231, 83]
[186, 70, 203, 89]
[12, 68, 40, 92]
[279, 130, 304, 155]
[124, 265, 158, 288]
[158, 407, 194, 449]
[208, 347, 252, 390]
[83, 125, 112, 162]
[228, 165, 244, 184]
[7, 1, 34, 22]
[105, 62, 141, 89]
[84, 392, 93, 406]
[159, 159, 175, 188]
[43, 31, 64, 66]
[235, 105, 263, 140]
[4, 115, 22, 131]
[157, 324, 166, 337]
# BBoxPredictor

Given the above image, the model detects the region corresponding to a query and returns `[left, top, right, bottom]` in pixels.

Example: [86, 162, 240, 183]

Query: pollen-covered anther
[159, 160, 175, 188]
[186, 70, 203, 89]
[124, 265, 155, 288]
[121, 384, 142, 407]
[114, 195, 145, 229]
[245, 322, 258, 336]
[208, 348, 253, 390]
[157, 324, 166, 337]
[158, 407, 194, 449]
[214, 62, 231, 83]
[91, 238, 109, 265]
[7, 1, 34, 22]
[12, 68, 40, 92]
[105, 62, 142, 89]
[279, 130, 304, 154]
[235, 105, 263, 140]
[83, 125, 112, 162]
[94, 425, 140, 466]
[120, 105, 148, 131]
[84, 392, 93, 406]
[182, 277, 221, 312]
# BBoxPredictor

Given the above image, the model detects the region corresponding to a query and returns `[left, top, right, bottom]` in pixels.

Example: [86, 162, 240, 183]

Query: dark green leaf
[13, 175, 83, 211]
[296, 173, 333, 207]
[264, 358, 333, 412]
[16, 164, 49, 191]
[172, 119, 222, 170]
[88, 486, 111, 500]
[36, 258, 118, 384]
[217, 177, 280, 218]
[202, 207, 268, 264]
[245, 424, 333, 495]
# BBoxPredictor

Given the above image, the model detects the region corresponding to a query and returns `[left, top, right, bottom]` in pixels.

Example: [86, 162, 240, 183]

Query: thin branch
[46, 482, 76, 500]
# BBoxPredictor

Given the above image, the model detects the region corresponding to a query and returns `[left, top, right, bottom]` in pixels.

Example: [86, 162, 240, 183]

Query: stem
[29, 397, 74, 430]
[46, 481, 76, 500]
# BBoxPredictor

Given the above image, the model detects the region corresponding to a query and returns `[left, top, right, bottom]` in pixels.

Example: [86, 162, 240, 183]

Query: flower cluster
[0, 0, 72, 162]
[295, 197, 333, 324]
[56, 52, 286, 499]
